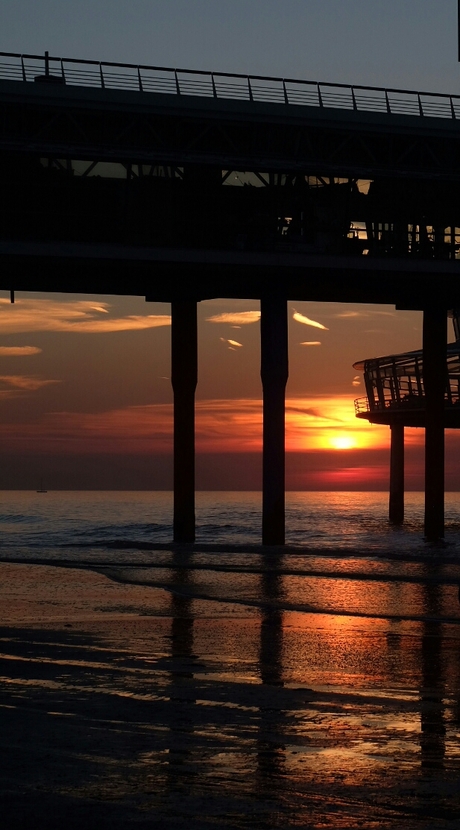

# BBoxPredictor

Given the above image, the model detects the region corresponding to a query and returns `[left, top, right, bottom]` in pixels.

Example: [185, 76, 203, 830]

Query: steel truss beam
[2, 88, 460, 181]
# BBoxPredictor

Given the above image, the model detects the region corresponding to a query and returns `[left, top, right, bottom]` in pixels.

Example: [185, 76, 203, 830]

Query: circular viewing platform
[353, 339, 460, 428]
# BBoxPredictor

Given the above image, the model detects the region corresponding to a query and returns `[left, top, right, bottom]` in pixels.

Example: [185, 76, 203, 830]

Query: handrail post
[317, 82, 323, 107]
[20, 55, 26, 82]
[137, 67, 143, 93]
[211, 73, 217, 98]
[175, 70, 180, 95]
[99, 63, 105, 89]
[248, 76, 253, 102]
[450, 96, 456, 119]
[60, 59, 65, 83]
[385, 90, 391, 113]
[351, 86, 357, 110]
[418, 92, 423, 116]
[283, 79, 288, 105]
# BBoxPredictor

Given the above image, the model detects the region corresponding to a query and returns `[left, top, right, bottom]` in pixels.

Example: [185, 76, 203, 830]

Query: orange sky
[0, 290, 456, 490]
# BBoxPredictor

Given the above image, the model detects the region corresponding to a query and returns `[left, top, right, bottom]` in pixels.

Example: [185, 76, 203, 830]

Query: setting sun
[330, 435, 356, 450]
[285, 396, 389, 452]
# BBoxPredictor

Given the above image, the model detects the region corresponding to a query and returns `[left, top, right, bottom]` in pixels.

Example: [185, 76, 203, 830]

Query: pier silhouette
[2, 51, 460, 541]
[354, 311, 460, 531]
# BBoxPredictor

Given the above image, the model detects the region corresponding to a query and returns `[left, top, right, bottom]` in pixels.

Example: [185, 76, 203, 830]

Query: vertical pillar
[389, 423, 404, 524]
[423, 307, 446, 540]
[260, 298, 288, 545]
[171, 301, 197, 542]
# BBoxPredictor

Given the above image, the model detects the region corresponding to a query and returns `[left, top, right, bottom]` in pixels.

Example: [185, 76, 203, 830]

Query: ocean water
[1, 488, 460, 553]
[1, 490, 460, 623]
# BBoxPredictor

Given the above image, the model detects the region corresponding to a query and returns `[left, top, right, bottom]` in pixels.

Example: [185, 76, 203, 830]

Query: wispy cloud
[0, 375, 59, 391]
[0, 374, 60, 399]
[0, 395, 394, 454]
[285, 405, 344, 423]
[292, 310, 328, 330]
[206, 311, 261, 325]
[300, 341, 321, 346]
[220, 337, 243, 349]
[0, 346, 42, 356]
[0, 300, 171, 334]
[334, 310, 396, 319]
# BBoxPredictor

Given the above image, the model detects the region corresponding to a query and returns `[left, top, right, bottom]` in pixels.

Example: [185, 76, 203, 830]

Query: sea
[2, 488, 460, 554]
[1, 489, 460, 623]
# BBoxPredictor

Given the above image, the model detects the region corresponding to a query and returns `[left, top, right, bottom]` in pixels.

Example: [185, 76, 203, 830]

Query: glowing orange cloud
[206, 311, 261, 325]
[0, 395, 398, 455]
[292, 310, 328, 330]
[334, 309, 397, 319]
[0, 299, 171, 333]
[220, 337, 243, 349]
[0, 346, 42, 356]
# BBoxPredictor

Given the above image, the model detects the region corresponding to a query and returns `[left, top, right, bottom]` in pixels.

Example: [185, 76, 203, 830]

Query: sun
[330, 435, 356, 450]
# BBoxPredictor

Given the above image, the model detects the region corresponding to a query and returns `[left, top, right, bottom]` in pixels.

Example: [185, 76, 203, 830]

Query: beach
[1, 549, 460, 829]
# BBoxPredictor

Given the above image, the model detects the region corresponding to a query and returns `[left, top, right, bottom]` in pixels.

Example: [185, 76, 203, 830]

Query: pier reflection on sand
[1, 553, 460, 829]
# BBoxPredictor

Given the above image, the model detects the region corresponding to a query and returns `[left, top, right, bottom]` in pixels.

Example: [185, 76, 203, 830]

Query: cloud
[334, 310, 396, 319]
[0, 399, 263, 454]
[220, 337, 243, 349]
[68, 315, 171, 333]
[0, 374, 60, 398]
[300, 341, 321, 346]
[0, 300, 171, 334]
[206, 311, 261, 325]
[285, 405, 344, 423]
[292, 310, 328, 330]
[0, 375, 59, 390]
[352, 376, 361, 387]
[0, 394, 392, 455]
[0, 346, 42, 356]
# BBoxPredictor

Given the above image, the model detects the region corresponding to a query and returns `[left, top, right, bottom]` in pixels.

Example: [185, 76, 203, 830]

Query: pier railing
[1, 51, 460, 121]
[354, 346, 460, 416]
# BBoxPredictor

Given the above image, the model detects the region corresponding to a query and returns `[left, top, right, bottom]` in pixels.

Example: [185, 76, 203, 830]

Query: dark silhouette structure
[354, 312, 460, 533]
[2, 51, 460, 541]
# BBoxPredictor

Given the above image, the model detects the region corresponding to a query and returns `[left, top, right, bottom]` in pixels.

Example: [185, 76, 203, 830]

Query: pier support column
[389, 423, 404, 524]
[423, 306, 446, 541]
[171, 301, 197, 543]
[260, 298, 288, 545]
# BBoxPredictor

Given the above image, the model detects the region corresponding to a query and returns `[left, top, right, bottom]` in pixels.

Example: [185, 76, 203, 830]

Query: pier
[2, 51, 460, 541]
[354, 311, 460, 538]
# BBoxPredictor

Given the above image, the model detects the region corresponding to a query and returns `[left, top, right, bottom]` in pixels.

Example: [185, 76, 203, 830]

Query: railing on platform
[355, 345, 460, 417]
[1, 51, 460, 120]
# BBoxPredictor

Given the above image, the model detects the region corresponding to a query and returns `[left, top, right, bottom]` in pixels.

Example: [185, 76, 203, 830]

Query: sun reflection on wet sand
[1, 558, 460, 828]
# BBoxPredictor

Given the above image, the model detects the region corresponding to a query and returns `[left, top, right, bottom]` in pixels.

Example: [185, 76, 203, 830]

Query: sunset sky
[1, 1, 460, 490]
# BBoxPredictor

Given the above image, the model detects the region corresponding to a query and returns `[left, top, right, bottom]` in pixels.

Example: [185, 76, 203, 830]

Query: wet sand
[1, 561, 460, 829]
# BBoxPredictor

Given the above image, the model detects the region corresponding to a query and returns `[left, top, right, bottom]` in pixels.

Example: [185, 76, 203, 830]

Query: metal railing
[1, 51, 460, 120]
[355, 346, 460, 416]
